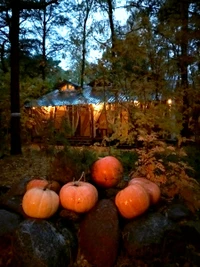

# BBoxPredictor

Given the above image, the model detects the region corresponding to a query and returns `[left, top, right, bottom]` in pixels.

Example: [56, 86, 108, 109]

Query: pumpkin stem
[79, 171, 85, 182]
[43, 183, 49, 191]
[73, 172, 85, 186]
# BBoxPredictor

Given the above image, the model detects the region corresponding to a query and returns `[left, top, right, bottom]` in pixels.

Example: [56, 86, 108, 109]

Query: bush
[129, 134, 200, 212]
[49, 146, 99, 184]
[117, 150, 138, 176]
[183, 145, 200, 181]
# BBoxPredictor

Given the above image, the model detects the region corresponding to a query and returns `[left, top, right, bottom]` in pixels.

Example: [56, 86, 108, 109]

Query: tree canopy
[0, 0, 200, 154]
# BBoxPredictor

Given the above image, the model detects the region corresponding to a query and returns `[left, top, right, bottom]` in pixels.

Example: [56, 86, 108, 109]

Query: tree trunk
[80, 14, 87, 89]
[0, 41, 9, 73]
[10, 0, 22, 155]
[107, 0, 116, 56]
[42, 7, 47, 82]
[80, 0, 94, 88]
[180, 0, 191, 138]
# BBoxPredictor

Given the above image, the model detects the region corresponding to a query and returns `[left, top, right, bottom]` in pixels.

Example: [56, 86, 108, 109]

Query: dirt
[0, 144, 53, 187]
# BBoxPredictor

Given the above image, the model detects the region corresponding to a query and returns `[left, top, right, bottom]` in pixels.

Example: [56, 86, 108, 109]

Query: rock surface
[122, 212, 180, 258]
[79, 199, 120, 267]
[12, 219, 77, 267]
[0, 209, 22, 236]
[0, 177, 200, 266]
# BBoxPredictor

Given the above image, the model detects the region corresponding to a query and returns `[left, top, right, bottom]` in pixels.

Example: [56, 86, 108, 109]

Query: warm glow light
[43, 106, 52, 112]
[134, 100, 140, 106]
[167, 99, 172, 105]
[92, 103, 103, 112]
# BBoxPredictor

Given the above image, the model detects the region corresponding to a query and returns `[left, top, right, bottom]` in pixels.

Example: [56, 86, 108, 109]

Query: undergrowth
[129, 134, 200, 212]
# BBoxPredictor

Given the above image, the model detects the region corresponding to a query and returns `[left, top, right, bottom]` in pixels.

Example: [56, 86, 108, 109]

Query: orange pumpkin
[26, 179, 61, 193]
[129, 177, 161, 205]
[59, 181, 98, 213]
[115, 184, 150, 219]
[90, 156, 123, 188]
[22, 187, 59, 219]
[47, 180, 61, 193]
[26, 179, 48, 190]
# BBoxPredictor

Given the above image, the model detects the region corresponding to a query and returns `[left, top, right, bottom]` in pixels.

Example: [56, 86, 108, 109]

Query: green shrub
[183, 145, 200, 181]
[50, 146, 99, 184]
[117, 150, 138, 176]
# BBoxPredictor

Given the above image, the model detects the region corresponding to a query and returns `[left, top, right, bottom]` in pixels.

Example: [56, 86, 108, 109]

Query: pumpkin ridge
[38, 189, 50, 217]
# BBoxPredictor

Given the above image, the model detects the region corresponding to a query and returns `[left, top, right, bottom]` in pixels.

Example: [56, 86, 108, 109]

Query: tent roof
[25, 86, 134, 107]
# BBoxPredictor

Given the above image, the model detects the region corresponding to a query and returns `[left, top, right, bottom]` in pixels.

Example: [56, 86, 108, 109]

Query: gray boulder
[79, 199, 120, 267]
[122, 212, 179, 259]
[13, 219, 77, 267]
[0, 209, 22, 236]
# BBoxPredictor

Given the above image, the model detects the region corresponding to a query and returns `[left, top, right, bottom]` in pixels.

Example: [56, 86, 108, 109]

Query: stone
[0, 209, 22, 237]
[79, 199, 120, 267]
[122, 212, 179, 259]
[13, 219, 77, 267]
[0, 177, 30, 215]
[0, 209, 22, 266]
[167, 202, 191, 221]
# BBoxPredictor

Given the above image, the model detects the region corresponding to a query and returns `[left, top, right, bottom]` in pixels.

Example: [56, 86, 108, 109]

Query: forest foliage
[0, 1, 200, 156]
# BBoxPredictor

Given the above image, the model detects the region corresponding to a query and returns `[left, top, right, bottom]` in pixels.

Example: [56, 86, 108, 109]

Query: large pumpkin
[22, 187, 59, 219]
[115, 184, 150, 219]
[26, 179, 61, 193]
[129, 177, 161, 205]
[90, 156, 123, 188]
[59, 181, 98, 213]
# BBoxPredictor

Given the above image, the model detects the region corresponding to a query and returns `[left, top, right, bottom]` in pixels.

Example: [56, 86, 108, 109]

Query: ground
[0, 145, 52, 187]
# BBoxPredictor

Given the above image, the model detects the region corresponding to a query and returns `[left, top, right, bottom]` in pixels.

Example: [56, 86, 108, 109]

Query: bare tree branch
[0, 0, 59, 12]
[20, 0, 58, 10]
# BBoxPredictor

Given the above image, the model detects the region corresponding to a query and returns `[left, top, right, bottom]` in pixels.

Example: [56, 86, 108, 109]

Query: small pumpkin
[90, 156, 123, 188]
[115, 184, 150, 219]
[22, 187, 59, 219]
[26, 179, 48, 190]
[47, 180, 61, 193]
[129, 177, 161, 205]
[26, 179, 61, 193]
[59, 181, 98, 213]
